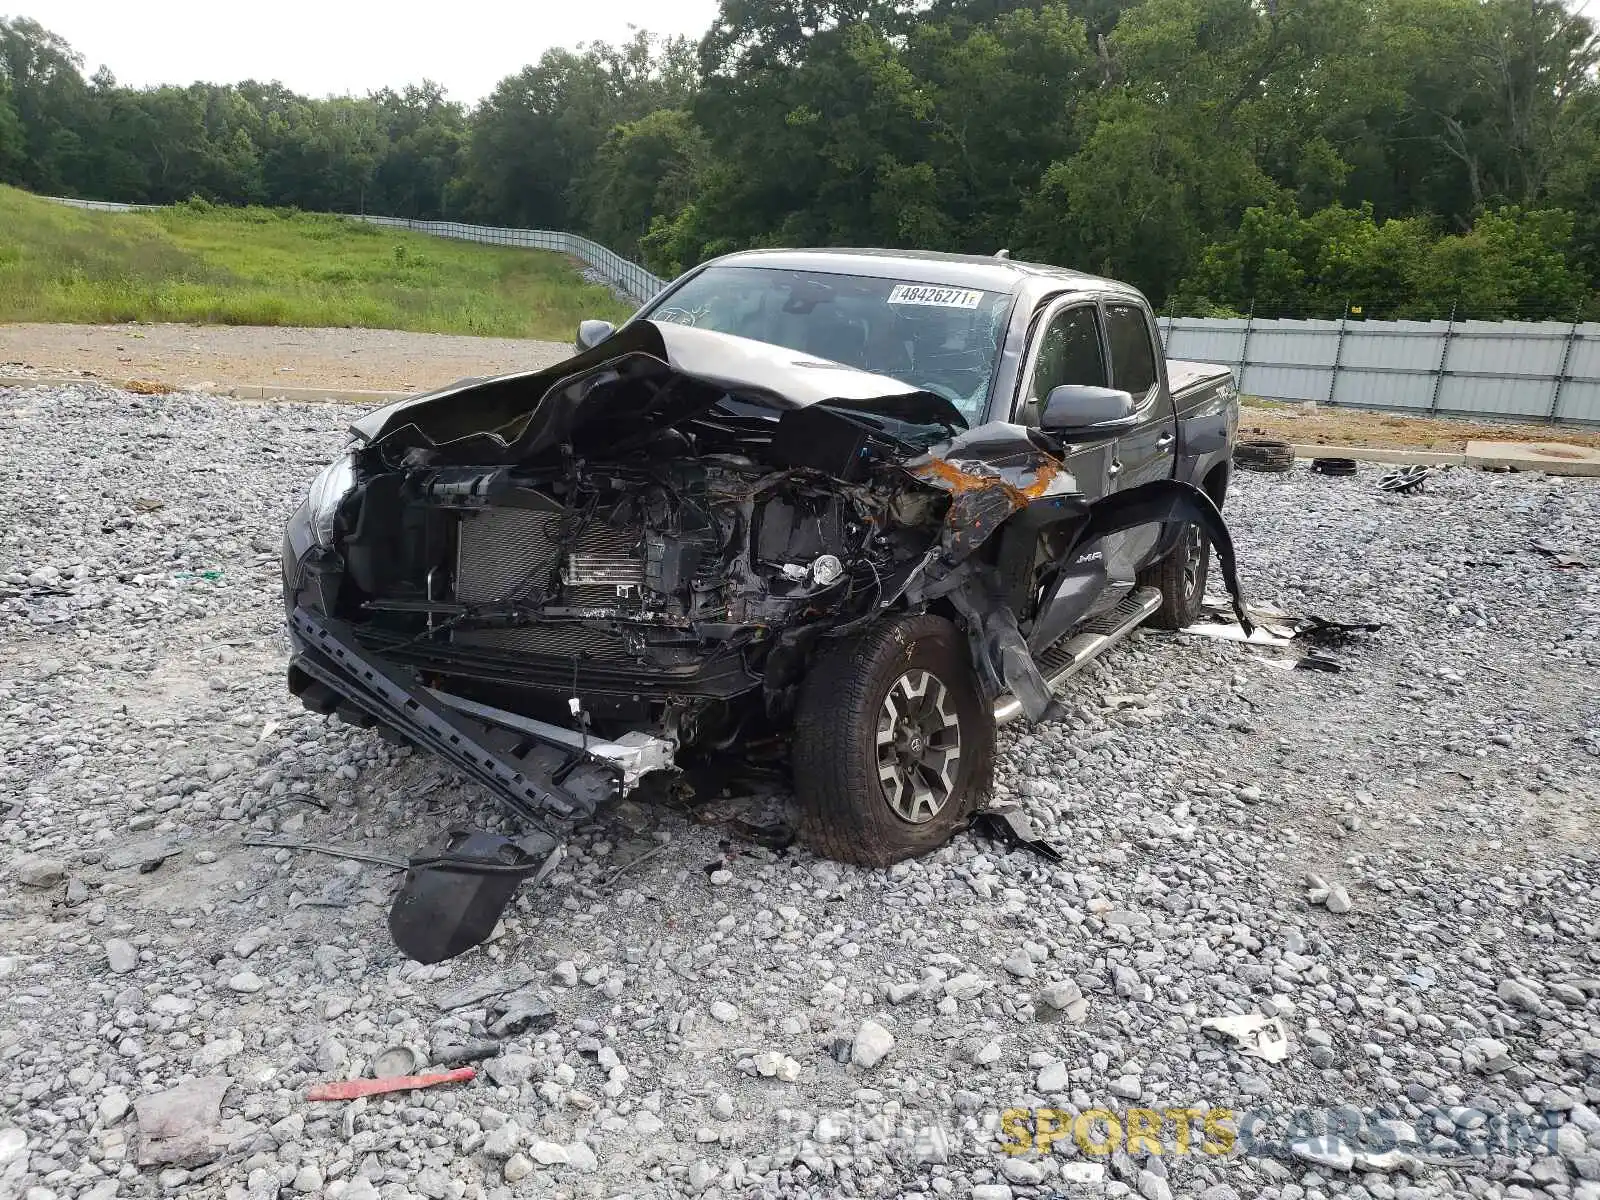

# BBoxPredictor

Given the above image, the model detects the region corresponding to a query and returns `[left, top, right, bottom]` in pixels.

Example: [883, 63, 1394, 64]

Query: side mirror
[575, 319, 617, 352]
[1040, 385, 1138, 439]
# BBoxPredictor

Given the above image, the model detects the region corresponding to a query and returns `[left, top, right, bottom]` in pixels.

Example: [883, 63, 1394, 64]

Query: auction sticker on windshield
[887, 284, 984, 308]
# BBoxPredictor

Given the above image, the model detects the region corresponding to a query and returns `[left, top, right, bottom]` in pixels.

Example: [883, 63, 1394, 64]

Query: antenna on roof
[995, 248, 1012, 260]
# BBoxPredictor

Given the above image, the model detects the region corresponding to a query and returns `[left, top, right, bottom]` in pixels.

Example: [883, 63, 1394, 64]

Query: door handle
[1156, 432, 1175, 448]
[1108, 460, 1123, 478]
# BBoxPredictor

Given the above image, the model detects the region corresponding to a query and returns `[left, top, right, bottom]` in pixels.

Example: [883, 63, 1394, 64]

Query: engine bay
[317, 396, 960, 744]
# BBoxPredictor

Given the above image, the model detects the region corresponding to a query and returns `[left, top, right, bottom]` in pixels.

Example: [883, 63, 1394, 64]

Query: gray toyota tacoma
[281, 249, 1248, 953]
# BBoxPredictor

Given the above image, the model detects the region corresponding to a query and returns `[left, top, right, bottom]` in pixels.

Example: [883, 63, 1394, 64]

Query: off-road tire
[1139, 523, 1210, 629]
[793, 613, 994, 867]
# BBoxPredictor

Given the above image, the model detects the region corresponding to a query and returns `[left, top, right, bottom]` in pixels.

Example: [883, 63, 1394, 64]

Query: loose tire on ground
[1234, 437, 1295, 472]
[1139, 522, 1211, 629]
[793, 613, 994, 867]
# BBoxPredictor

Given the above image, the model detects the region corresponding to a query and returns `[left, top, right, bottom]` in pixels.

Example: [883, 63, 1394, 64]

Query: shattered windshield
[642, 265, 1012, 423]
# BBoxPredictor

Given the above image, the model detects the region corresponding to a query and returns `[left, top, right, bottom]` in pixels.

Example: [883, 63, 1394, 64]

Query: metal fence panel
[1556, 380, 1600, 422]
[1243, 365, 1326, 402]
[1335, 367, 1437, 411]
[1158, 319, 1247, 365]
[1558, 326, 1600, 425]
[1164, 311, 1600, 425]
[1340, 329, 1441, 372]
[1248, 325, 1339, 367]
[1438, 374, 1546, 420]
[1448, 323, 1567, 377]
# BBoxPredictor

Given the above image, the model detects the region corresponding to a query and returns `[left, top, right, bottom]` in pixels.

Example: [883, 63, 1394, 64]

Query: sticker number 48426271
[886, 284, 984, 309]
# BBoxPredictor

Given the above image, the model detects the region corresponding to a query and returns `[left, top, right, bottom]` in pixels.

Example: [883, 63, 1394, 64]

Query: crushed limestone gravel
[2, 381, 1598, 1200]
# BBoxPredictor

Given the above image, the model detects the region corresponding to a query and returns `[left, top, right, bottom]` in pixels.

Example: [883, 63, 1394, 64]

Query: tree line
[4, 0, 1600, 320]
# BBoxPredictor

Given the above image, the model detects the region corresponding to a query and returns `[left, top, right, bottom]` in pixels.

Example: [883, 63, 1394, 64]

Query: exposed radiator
[562, 522, 645, 607]
[453, 507, 644, 659]
[454, 508, 563, 605]
[453, 624, 632, 661]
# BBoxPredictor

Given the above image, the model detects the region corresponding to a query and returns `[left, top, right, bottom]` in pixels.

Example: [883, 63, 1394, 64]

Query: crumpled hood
[349, 320, 968, 450]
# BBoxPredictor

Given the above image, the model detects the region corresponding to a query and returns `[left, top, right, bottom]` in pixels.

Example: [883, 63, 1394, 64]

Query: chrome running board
[993, 586, 1164, 725]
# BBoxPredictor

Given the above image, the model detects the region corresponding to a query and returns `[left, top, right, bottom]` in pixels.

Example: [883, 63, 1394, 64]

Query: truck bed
[1166, 358, 1233, 400]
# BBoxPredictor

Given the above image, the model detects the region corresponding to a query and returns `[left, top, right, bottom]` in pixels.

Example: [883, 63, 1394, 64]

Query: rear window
[1105, 303, 1159, 397]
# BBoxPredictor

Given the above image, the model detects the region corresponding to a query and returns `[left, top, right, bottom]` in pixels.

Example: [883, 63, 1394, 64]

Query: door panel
[1102, 301, 1176, 570]
[1014, 300, 1126, 643]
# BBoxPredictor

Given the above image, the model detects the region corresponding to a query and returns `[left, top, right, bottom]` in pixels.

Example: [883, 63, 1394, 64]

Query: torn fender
[904, 478, 1253, 725]
[1065, 479, 1253, 635]
[943, 568, 1060, 721]
[898, 422, 1090, 595]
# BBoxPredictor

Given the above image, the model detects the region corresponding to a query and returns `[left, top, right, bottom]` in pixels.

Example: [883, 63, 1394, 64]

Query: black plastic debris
[1294, 652, 1343, 672]
[1377, 464, 1433, 494]
[678, 752, 798, 851]
[1310, 457, 1358, 476]
[241, 835, 409, 870]
[388, 829, 562, 964]
[1293, 616, 1385, 648]
[969, 807, 1064, 862]
[489, 987, 557, 1037]
[435, 1040, 502, 1067]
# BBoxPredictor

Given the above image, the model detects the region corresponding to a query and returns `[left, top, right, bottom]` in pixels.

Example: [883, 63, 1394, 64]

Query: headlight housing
[306, 453, 356, 547]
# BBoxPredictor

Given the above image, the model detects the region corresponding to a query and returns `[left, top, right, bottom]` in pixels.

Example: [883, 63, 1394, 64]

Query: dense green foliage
[0, 184, 631, 334]
[5, 0, 1600, 318]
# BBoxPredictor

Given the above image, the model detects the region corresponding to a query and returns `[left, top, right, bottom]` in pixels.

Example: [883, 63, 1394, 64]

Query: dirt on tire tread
[1140, 526, 1209, 629]
[792, 612, 993, 868]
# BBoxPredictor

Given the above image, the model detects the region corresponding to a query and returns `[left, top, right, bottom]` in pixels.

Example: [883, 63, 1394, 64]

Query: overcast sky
[33, 0, 722, 103]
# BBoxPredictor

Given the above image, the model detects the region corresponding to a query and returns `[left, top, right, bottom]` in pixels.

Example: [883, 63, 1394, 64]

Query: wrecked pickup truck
[281, 249, 1248, 953]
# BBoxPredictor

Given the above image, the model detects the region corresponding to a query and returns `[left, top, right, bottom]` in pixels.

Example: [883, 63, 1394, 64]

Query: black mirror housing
[1040, 385, 1138, 439]
[575, 319, 617, 352]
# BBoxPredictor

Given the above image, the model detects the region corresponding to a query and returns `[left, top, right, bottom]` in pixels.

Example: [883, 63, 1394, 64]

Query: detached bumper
[286, 606, 643, 826]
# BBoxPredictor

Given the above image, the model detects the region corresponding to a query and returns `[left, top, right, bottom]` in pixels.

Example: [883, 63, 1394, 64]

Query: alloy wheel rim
[876, 669, 962, 824]
[1183, 525, 1206, 597]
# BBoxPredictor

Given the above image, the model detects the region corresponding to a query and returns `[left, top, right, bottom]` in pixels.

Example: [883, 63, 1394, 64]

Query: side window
[1105, 303, 1159, 398]
[1025, 305, 1106, 418]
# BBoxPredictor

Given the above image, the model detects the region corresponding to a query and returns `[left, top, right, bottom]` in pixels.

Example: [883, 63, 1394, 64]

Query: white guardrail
[43, 197, 667, 305]
[39, 197, 1598, 423]
[349, 215, 667, 306]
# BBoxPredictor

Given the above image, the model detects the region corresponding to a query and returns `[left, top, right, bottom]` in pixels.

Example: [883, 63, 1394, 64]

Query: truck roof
[704, 247, 1143, 300]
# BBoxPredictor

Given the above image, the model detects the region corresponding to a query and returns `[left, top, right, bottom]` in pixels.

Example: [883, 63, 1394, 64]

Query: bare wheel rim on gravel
[875, 668, 962, 824]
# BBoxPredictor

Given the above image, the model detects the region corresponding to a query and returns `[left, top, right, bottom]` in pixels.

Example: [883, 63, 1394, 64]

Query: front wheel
[1139, 522, 1210, 629]
[793, 614, 994, 867]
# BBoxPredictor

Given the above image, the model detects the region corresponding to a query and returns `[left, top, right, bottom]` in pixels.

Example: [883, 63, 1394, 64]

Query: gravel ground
[1240, 406, 1600, 453]
[0, 325, 574, 394]
[2, 381, 1599, 1200]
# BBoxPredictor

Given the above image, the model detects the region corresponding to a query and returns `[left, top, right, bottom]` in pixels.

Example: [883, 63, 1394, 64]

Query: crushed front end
[281, 323, 968, 832]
